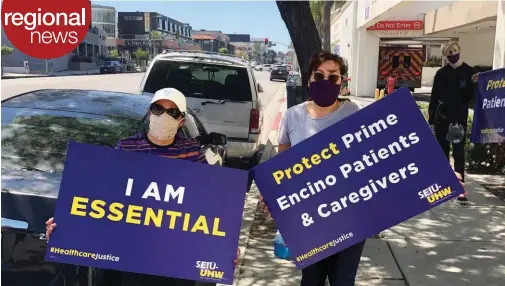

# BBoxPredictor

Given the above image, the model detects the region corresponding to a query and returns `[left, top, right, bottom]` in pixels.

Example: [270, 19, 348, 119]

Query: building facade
[330, 0, 505, 97]
[118, 12, 199, 56]
[192, 30, 229, 52]
[91, 4, 117, 38]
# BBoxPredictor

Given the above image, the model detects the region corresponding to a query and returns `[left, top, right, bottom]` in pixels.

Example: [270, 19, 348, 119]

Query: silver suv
[140, 51, 264, 166]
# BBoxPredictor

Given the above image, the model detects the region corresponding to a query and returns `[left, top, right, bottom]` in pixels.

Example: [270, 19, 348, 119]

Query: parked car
[140, 50, 264, 168]
[286, 72, 301, 87]
[262, 64, 272, 72]
[270, 65, 289, 82]
[100, 61, 122, 74]
[1, 89, 227, 286]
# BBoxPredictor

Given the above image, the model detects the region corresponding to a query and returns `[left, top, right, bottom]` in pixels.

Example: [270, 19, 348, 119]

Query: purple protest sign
[252, 88, 465, 268]
[45, 142, 248, 284]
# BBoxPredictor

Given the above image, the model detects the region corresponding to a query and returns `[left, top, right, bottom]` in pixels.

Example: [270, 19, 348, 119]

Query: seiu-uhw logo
[418, 184, 452, 204]
[196, 261, 224, 279]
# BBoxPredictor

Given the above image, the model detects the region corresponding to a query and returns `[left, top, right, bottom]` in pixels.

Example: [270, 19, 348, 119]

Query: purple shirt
[116, 133, 207, 164]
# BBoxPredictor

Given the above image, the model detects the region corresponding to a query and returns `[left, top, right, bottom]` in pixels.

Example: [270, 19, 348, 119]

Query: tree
[236, 50, 249, 60]
[151, 30, 162, 40]
[277, 1, 322, 89]
[1, 45, 14, 75]
[253, 42, 262, 62]
[323, 1, 332, 51]
[268, 49, 277, 63]
[1, 45, 13, 56]
[277, 51, 285, 59]
[110, 49, 119, 58]
[134, 48, 148, 60]
[219, 48, 228, 54]
[310, 0, 324, 40]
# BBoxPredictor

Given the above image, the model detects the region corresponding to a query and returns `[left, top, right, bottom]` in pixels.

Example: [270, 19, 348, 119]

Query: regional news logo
[196, 261, 225, 280]
[1, 0, 91, 59]
[418, 183, 452, 204]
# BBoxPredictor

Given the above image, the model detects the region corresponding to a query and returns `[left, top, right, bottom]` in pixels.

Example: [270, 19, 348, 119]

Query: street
[1, 70, 286, 152]
[1, 71, 283, 105]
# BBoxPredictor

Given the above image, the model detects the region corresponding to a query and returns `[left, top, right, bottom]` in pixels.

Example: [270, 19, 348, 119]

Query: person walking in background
[428, 41, 475, 204]
[46, 88, 239, 286]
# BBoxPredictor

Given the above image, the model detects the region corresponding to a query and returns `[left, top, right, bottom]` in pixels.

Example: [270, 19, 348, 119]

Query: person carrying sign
[45, 88, 240, 286]
[428, 41, 477, 204]
[269, 51, 365, 286]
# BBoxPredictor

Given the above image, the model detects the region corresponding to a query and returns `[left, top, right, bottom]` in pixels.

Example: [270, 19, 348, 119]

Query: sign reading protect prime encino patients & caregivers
[470, 68, 505, 143]
[45, 142, 248, 284]
[252, 88, 465, 269]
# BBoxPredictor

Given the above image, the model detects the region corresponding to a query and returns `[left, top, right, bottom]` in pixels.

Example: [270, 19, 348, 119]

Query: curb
[1, 71, 101, 80]
[217, 187, 260, 286]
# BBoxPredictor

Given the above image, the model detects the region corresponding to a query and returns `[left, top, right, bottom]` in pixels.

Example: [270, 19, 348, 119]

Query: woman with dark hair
[260, 50, 466, 286]
[277, 51, 365, 286]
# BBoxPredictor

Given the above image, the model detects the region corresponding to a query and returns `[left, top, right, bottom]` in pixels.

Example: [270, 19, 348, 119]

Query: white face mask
[149, 113, 180, 140]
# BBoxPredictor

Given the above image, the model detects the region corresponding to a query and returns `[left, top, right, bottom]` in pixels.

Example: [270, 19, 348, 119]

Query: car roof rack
[158, 50, 249, 66]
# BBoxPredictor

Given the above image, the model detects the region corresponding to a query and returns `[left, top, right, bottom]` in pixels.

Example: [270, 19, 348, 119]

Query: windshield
[273, 66, 288, 71]
[287, 74, 300, 83]
[144, 60, 252, 101]
[1, 108, 142, 173]
[105, 61, 114, 66]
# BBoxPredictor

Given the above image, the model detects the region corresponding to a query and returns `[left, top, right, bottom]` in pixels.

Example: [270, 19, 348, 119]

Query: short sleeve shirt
[278, 100, 361, 146]
[116, 133, 207, 163]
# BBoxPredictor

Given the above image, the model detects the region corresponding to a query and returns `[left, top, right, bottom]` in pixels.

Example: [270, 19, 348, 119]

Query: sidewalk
[233, 96, 505, 286]
[1, 69, 100, 79]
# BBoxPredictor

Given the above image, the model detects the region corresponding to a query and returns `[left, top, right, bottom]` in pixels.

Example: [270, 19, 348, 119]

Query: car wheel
[259, 68, 263, 71]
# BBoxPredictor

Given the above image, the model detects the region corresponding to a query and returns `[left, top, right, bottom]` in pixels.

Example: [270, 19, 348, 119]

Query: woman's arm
[278, 143, 291, 153]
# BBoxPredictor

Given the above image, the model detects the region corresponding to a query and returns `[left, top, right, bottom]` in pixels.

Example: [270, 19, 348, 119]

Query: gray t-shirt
[278, 100, 361, 146]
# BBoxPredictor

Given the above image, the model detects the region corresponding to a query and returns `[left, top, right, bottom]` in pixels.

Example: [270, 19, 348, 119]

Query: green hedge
[416, 102, 505, 174]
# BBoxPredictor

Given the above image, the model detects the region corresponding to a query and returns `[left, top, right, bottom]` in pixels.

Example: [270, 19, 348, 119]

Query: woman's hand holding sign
[45, 217, 56, 241]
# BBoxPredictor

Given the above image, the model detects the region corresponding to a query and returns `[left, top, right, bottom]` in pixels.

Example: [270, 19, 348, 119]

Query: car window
[144, 60, 252, 101]
[188, 111, 208, 136]
[183, 113, 199, 139]
[403, 56, 411, 68]
[1, 108, 142, 173]
[392, 56, 400, 69]
[288, 74, 299, 83]
[273, 66, 288, 71]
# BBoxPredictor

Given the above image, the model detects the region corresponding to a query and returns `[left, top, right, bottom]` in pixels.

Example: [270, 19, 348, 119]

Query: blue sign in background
[471, 68, 505, 143]
[45, 142, 248, 284]
[252, 88, 464, 268]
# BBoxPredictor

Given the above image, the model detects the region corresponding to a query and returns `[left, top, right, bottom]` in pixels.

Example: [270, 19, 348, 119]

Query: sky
[95, 0, 292, 52]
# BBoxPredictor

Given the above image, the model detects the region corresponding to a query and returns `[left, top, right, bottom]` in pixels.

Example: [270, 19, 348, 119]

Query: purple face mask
[447, 53, 460, 64]
[309, 79, 341, 107]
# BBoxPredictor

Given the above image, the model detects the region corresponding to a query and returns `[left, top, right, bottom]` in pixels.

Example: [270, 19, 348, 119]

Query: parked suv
[140, 51, 264, 166]
[270, 65, 289, 81]
[100, 61, 122, 74]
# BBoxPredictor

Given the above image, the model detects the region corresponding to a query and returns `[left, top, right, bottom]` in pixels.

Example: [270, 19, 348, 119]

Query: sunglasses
[149, 104, 184, 119]
[313, 72, 342, 85]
